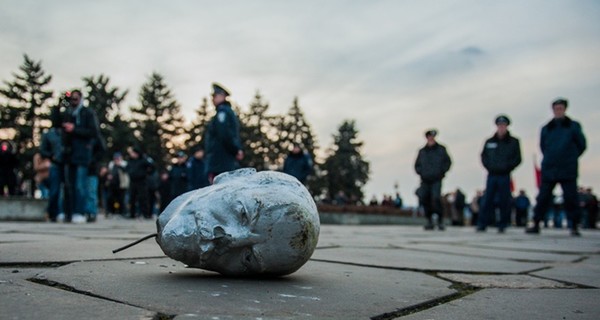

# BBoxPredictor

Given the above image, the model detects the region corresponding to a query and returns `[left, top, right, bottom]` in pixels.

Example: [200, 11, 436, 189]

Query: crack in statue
[155, 168, 320, 276]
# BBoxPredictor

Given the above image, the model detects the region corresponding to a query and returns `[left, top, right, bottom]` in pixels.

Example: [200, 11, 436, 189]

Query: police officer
[415, 129, 452, 230]
[477, 115, 522, 233]
[204, 83, 244, 184]
[527, 98, 586, 236]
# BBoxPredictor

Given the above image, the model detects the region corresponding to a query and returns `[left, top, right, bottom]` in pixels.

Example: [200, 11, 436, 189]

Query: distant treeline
[0, 54, 370, 201]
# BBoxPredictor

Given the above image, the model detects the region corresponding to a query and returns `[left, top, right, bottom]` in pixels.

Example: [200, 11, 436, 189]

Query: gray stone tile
[0, 269, 155, 320]
[401, 289, 600, 320]
[437, 273, 574, 288]
[33, 258, 454, 319]
[399, 242, 581, 262]
[532, 258, 600, 288]
[312, 247, 545, 273]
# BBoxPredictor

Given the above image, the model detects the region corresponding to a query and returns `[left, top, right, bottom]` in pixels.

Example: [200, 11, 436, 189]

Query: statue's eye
[242, 248, 255, 268]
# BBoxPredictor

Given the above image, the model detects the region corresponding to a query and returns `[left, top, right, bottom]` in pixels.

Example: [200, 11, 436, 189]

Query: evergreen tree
[278, 97, 318, 165]
[239, 91, 277, 171]
[130, 72, 185, 168]
[185, 97, 212, 150]
[107, 113, 136, 159]
[83, 74, 129, 162]
[0, 54, 53, 191]
[323, 120, 370, 203]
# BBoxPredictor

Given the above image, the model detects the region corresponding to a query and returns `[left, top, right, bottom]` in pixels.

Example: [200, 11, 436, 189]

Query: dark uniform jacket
[540, 116, 586, 181]
[283, 151, 313, 183]
[480, 131, 522, 175]
[127, 156, 154, 182]
[414, 143, 452, 182]
[169, 163, 189, 199]
[205, 102, 242, 175]
[187, 157, 209, 190]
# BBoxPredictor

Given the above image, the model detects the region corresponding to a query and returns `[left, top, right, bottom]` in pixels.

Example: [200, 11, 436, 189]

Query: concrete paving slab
[469, 233, 600, 254]
[401, 288, 600, 320]
[0, 237, 165, 263]
[398, 242, 581, 263]
[532, 258, 600, 288]
[0, 269, 155, 320]
[312, 247, 545, 273]
[32, 258, 455, 319]
[437, 273, 574, 288]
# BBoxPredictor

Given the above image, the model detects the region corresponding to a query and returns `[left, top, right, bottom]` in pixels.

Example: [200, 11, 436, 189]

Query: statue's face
[156, 169, 320, 276]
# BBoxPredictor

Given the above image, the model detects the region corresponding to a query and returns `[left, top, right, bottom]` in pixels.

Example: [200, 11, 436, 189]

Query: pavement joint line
[458, 243, 600, 255]
[0, 261, 72, 268]
[370, 283, 481, 320]
[381, 244, 574, 264]
[0, 256, 168, 268]
[310, 258, 516, 275]
[26, 276, 176, 319]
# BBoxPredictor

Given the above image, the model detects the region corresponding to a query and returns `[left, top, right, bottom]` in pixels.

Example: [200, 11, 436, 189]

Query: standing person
[469, 190, 484, 226]
[188, 146, 209, 190]
[584, 188, 598, 229]
[33, 151, 51, 199]
[414, 129, 452, 230]
[126, 146, 154, 219]
[526, 98, 587, 236]
[61, 90, 99, 223]
[453, 188, 466, 226]
[513, 189, 531, 227]
[84, 123, 106, 222]
[477, 115, 522, 233]
[169, 151, 190, 199]
[40, 108, 64, 222]
[204, 83, 243, 184]
[106, 152, 129, 217]
[283, 144, 313, 184]
[0, 140, 19, 196]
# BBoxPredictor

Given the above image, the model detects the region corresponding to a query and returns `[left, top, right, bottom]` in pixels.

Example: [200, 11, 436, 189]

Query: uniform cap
[495, 115, 511, 125]
[425, 129, 438, 137]
[212, 82, 231, 96]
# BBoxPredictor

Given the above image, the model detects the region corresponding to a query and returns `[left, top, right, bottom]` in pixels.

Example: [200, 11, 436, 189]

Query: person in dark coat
[477, 115, 522, 233]
[188, 146, 209, 190]
[453, 188, 466, 226]
[40, 108, 64, 221]
[414, 129, 452, 230]
[527, 98, 587, 236]
[0, 140, 18, 196]
[61, 90, 100, 223]
[204, 83, 243, 184]
[169, 151, 190, 199]
[126, 146, 154, 219]
[513, 189, 531, 227]
[106, 152, 129, 217]
[283, 144, 313, 184]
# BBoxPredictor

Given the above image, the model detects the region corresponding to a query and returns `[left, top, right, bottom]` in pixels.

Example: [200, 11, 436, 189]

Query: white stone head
[156, 168, 320, 276]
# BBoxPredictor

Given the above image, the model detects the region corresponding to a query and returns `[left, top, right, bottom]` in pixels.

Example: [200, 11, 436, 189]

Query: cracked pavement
[1, 218, 599, 319]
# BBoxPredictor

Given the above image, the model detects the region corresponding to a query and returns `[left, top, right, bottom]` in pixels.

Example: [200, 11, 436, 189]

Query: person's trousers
[533, 179, 580, 228]
[419, 180, 443, 224]
[130, 180, 150, 219]
[478, 174, 512, 230]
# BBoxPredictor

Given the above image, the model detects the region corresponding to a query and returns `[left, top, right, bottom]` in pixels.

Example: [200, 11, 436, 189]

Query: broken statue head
[156, 168, 320, 276]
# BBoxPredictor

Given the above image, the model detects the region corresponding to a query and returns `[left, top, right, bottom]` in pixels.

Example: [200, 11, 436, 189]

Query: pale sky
[1, 0, 599, 205]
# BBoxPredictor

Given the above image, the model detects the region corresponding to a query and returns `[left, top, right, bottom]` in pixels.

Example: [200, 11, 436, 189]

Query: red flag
[510, 176, 515, 193]
[533, 156, 541, 189]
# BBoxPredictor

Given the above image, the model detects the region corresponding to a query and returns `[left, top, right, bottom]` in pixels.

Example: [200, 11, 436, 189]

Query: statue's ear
[213, 168, 257, 184]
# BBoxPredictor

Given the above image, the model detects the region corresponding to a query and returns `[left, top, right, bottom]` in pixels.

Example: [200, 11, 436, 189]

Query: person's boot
[525, 222, 540, 234]
[424, 217, 434, 230]
[571, 226, 582, 237]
